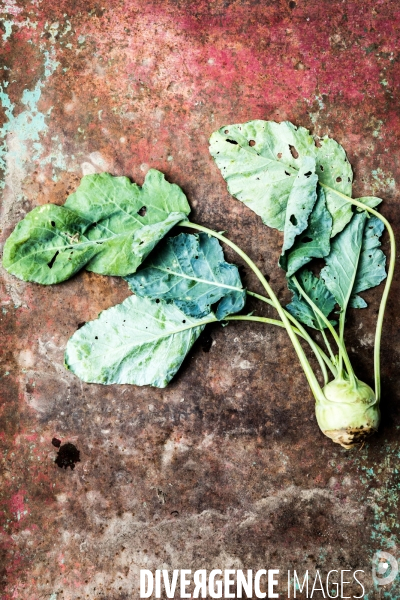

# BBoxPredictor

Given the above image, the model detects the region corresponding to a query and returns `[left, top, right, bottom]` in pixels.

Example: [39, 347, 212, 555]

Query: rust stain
[0, 0, 400, 598]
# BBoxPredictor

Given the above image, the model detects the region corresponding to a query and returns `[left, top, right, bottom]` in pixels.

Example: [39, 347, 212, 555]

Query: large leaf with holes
[125, 232, 246, 320]
[350, 216, 387, 308]
[65, 295, 208, 387]
[2, 169, 190, 284]
[286, 270, 337, 330]
[209, 120, 353, 237]
[279, 187, 332, 277]
[321, 212, 367, 310]
[313, 136, 353, 236]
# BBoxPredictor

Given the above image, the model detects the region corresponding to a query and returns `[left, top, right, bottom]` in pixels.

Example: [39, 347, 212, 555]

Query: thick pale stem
[178, 221, 326, 402]
[320, 183, 396, 401]
[320, 328, 336, 365]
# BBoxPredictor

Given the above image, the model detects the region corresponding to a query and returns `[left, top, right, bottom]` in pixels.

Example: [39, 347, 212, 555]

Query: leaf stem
[320, 327, 336, 365]
[178, 221, 326, 402]
[320, 183, 396, 400]
[247, 290, 336, 380]
[291, 274, 355, 383]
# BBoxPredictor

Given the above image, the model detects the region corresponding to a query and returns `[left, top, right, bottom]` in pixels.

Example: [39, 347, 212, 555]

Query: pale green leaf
[355, 196, 383, 211]
[209, 120, 353, 237]
[125, 232, 246, 320]
[2, 169, 190, 284]
[321, 212, 367, 310]
[280, 187, 332, 277]
[286, 270, 336, 330]
[314, 136, 353, 236]
[281, 155, 318, 253]
[65, 296, 208, 387]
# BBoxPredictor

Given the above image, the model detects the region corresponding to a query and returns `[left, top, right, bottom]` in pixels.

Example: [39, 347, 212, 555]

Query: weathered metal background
[0, 0, 399, 598]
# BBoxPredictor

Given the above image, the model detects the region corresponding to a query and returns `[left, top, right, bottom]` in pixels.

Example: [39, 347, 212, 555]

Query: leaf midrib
[141, 264, 244, 293]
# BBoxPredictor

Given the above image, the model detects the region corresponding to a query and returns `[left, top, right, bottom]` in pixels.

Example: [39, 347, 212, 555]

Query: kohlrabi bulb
[316, 378, 380, 449]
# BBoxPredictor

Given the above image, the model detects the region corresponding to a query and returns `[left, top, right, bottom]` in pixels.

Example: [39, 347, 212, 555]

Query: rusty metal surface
[0, 0, 400, 598]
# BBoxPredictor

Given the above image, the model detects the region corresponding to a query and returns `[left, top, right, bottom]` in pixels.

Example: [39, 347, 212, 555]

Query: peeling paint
[0, 0, 399, 598]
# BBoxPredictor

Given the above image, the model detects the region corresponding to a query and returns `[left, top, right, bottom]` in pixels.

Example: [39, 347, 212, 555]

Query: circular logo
[372, 551, 398, 586]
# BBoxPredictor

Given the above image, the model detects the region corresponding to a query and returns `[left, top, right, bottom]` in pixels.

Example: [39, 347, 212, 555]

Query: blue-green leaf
[125, 233, 246, 320]
[2, 169, 190, 284]
[65, 296, 208, 387]
[280, 186, 332, 277]
[313, 136, 353, 237]
[320, 212, 367, 310]
[349, 216, 386, 308]
[286, 270, 336, 330]
[355, 196, 382, 211]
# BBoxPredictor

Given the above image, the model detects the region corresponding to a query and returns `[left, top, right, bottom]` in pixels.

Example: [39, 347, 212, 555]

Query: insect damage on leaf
[2, 169, 190, 284]
[209, 119, 353, 238]
[279, 186, 332, 277]
[65, 295, 209, 387]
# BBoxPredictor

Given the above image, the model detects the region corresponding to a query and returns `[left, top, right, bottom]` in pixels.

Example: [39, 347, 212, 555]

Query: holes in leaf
[314, 138, 322, 148]
[336, 176, 342, 183]
[289, 214, 298, 226]
[320, 165, 324, 171]
[47, 251, 59, 269]
[277, 152, 282, 159]
[138, 206, 147, 216]
[302, 236, 313, 243]
[195, 255, 199, 259]
[348, 177, 351, 182]
[95, 336, 98, 339]
[285, 171, 291, 176]
[249, 140, 256, 147]
[224, 129, 229, 134]
[304, 171, 312, 178]
[182, 320, 186, 323]
[226, 139, 238, 145]
[50, 220, 56, 227]
[289, 145, 299, 159]
[155, 299, 160, 303]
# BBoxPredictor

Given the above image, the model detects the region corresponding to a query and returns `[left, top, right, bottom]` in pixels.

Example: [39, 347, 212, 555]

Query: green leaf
[320, 212, 367, 310]
[350, 216, 386, 308]
[286, 270, 336, 330]
[314, 136, 353, 237]
[2, 205, 97, 285]
[65, 296, 208, 387]
[125, 232, 246, 320]
[280, 155, 318, 253]
[209, 120, 353, 237]
[2, 170, 190, 284]
[355, 196, 383, 211]
[279, 187, 332, 277]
